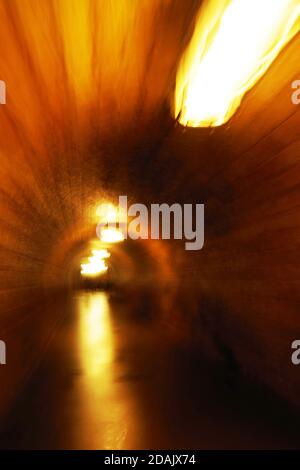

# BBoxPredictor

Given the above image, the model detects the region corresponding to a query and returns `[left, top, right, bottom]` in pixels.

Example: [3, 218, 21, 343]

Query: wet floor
[1, 290, 300, 450]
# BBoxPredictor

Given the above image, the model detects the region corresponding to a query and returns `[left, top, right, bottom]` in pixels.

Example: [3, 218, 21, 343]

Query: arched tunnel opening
[1, 0, 300, 453]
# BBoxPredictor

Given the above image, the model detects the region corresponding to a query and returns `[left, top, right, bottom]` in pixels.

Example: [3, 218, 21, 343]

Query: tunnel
[1, 0, 300, 451]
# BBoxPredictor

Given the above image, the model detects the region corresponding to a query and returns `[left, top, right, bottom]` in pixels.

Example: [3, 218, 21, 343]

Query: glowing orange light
[96, 203, 119, 224]
[100, 228, 125, 244]
[91, 249, 111, 260]
[81, 249, 110, 277]
[175, 0, 300, 127]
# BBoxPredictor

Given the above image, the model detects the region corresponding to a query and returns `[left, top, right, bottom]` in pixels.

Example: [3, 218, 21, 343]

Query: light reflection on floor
[78, 293, 114, 377]
[77, 292, 129, 450]
[1, 290, 300, 449]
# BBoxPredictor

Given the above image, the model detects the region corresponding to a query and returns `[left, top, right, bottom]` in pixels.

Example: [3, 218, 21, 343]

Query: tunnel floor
[1, 290, 300, 450]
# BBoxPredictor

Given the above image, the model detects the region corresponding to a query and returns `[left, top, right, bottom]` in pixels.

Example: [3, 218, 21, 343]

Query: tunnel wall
[145, 32, 300, 407]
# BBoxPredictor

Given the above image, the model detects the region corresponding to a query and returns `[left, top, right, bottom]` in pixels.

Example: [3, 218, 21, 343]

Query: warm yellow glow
[81, 259, 108, 276]
[96, 203, 119, 224]
[79, 293, 114, 375]
[91, 249, 111, 260]
[81, 249, 110, 277]
[175, 0, 300, 127]
[96, 202, 127, 226]
[100, 228, 125, 244]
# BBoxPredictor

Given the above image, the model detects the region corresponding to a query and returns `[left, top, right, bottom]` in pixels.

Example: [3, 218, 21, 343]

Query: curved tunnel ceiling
[0, 0, 200, 309]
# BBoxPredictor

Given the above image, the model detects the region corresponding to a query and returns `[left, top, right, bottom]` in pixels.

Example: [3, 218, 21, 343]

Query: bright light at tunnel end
[0, 340, 6, 365]
[0, 80, 6, 105]
[81, 249, 110, 277]
[175, 0, 300, 127]
[100, 228, 125, 244]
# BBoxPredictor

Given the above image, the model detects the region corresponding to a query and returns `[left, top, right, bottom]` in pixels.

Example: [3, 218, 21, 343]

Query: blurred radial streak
[0, 0, 196, 311]
[175, 0, 300, 127]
